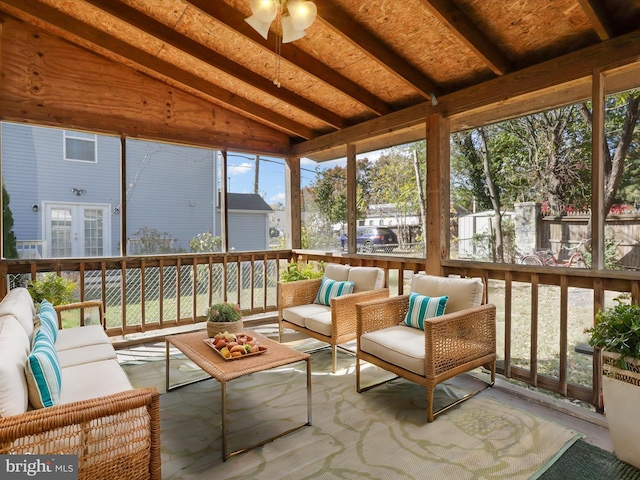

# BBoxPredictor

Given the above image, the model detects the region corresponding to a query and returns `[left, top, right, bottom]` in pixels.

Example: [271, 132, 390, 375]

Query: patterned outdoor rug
[122, 331, 583, 480]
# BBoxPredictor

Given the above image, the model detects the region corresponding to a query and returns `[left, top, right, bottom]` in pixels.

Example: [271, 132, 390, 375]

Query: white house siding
[227, 211, 269, 251]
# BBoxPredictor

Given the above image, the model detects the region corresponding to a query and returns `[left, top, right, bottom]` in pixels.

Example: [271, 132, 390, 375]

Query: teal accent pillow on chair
[315, 277, 355, 306]
[26, 329, 62, 408]
[403, 292, 448, 330]
[37, 299, 59, 342]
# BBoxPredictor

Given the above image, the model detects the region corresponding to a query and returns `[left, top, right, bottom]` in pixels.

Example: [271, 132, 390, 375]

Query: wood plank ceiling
[0, 0, 639, 159]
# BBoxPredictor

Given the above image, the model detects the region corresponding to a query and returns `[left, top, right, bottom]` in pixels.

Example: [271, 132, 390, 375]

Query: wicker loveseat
[0, 288, 160, 480]
[356, 274, 496, 422]
[279, 264, 389, 372]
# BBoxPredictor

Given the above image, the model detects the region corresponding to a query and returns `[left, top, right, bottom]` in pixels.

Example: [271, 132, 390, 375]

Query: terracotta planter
[207, 318, 244, 337]
[602, 350, 640, 469]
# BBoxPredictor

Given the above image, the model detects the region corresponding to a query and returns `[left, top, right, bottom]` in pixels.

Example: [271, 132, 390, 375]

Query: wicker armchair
[279, 264, 389, 372]
[356, 274, 496, 422]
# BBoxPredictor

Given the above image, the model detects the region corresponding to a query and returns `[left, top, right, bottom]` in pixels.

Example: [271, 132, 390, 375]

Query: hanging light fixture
[245, 0, 317, 86]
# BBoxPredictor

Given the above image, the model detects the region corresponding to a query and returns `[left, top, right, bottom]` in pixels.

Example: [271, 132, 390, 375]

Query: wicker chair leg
[331, 344, 337, 373]
[426, 384, 435, 423]
[356, 357, 361, 392]
[278, 322, 283, 343]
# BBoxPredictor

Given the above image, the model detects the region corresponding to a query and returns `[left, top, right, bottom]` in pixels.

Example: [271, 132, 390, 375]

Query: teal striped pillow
[38, 299, 59, 342]
[315, 277, 355, 306]
[403, 292, 448, 330]
[26, 329, 62, 408]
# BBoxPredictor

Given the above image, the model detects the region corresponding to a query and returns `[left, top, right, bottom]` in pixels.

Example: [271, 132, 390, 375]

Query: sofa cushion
[59, 360, 132, 404]
[26, 329, 62, 408]
[315, 277, 354, 306]
[0, 287, 36, 340]
[360, 325, 426, 376]
[37, 300, 59, 342]
[57, 344, 117, 369]
[0, 316, 30, 417]
[410, 275, 483, 313]
[347, 267, 384, 293]
[324, 263, 351, 281]
[305, 311, 332, 336]
[55, 324, 111, 352]
[283, 304, 330, 328]
[402, 292, 448, 330]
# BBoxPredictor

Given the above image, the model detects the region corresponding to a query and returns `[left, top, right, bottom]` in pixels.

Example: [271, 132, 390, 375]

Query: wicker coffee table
[165, 330, 311, 460]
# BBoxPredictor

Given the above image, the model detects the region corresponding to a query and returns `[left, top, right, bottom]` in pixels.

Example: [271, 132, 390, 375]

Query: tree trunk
[478, 127, 504, 262]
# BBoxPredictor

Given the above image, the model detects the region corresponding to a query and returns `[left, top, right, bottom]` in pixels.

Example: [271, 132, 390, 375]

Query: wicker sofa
[0, 287, 160, 480]
[356, 274, 497, 422]
[279, 264, 389, 372]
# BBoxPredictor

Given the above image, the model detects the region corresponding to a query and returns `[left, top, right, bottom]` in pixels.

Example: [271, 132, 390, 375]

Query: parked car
[336, 227, 398, 253]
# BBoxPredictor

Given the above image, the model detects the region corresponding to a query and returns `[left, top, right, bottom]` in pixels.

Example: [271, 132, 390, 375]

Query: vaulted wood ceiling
[0, 0, 639, 160]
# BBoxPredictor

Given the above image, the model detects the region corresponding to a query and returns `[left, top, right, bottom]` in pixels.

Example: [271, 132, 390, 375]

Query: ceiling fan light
[245, 14, 272, 40]
[249, 0, 278, 22]
[282, 15, 306, 43]
[287, 0, 317, 31]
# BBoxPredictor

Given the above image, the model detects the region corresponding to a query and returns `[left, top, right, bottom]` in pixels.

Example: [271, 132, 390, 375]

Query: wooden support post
[346, 144, 357, 254]
[591, 69, 605, 270]
[285, 156, 301, 249]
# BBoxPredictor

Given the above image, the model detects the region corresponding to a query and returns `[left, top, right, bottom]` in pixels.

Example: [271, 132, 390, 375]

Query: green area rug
[122, 328, 583, 480]
[536, 439, 640, 480]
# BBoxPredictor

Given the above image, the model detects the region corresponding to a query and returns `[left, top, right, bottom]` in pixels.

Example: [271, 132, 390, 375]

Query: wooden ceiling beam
[82, 0, 349, 130]
[577, 0, 614, 40]
[293, 29, 640, 158]
[317, 0, 441, 101]
[418, 0, 512, 76]
[187, 0, 393, 116]
[0, 0, 314, 139]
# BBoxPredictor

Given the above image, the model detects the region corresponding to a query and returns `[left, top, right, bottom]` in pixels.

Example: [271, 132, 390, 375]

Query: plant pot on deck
[207, 319, 244, 337]
[602, 351, 640, 470]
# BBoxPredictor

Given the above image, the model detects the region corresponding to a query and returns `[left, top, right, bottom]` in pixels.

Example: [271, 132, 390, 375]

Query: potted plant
[586, 298, 640, 469]
[206, 302, 243, 337]
[279, 261, 324, 283]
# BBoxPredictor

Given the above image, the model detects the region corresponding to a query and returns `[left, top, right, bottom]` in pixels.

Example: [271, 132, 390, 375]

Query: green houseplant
[206, 302, 243, 337]
[586, 299, 640, 469]
[280, 261, 324, 283]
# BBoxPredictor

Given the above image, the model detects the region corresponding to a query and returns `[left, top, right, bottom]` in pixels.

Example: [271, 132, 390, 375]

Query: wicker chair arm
[356, 294, 410, 336]
[331, 288, 390, 338]
[0, 388, 161, 480]
[54, 301, 105, 329]
[278, 278, 323, 311]
[423, 303, 496, 378]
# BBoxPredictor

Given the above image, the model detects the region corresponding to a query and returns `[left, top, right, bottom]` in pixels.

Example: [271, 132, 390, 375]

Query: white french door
[44, 203, 111, 258]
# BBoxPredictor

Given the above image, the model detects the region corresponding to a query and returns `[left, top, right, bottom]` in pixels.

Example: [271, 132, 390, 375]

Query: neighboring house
[1, 123, 272, 258]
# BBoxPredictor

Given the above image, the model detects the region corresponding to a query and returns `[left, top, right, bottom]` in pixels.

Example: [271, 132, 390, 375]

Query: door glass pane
[84, 208, 104, 256]
[51, 208, 72, 257]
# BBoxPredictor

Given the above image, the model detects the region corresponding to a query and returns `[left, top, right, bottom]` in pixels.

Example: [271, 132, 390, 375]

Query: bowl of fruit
[204, 331, 268, 360]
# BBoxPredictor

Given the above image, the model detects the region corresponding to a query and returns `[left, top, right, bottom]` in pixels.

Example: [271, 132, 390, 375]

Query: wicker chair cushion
[57, 344, 117, 369]
[26, 329, 62, 408]
[347, 267, 385, 293]
[0, 316, 30, 416]
[410, 275, 483, 313]
[305, 311, 332, 336]
[0, 287, 36, 340]
[282, 304, 330, 327]
[314, 278, 355, 306]
[402, 293, 448, 330]
[324, 263, 351, 281]
[360, 325, 426, 375]
[60, 360, 132, 404]
[54, 325, 112, 352]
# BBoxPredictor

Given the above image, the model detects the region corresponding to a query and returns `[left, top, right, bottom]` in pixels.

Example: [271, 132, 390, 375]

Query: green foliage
[279, 261, 324, 283]
[190, 231, 222, 253]
[580, 232, 621, 269]
[2, 183, 18, 259]
[586, 298, 640, 369]
[28, 272, 78, 306]
[129, 227, 182, 255]
[206, 302, 241, 323]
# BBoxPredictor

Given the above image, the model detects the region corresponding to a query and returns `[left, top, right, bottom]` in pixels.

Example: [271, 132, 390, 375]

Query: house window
[64, 130, 97, 163]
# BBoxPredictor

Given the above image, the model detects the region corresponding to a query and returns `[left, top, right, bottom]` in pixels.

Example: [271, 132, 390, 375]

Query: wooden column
[285, 156, 301, 249]
[120, 135, 127, 256]
[591, 69, 605, 270]
[346, 143, 357, 254]
[220, 150, 229, 252]
[425, 114, 450, 275]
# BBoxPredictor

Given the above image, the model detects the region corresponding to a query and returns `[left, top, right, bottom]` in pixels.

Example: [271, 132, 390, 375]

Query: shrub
[28, 272, 78, 307]
[280, 261, 324, 282]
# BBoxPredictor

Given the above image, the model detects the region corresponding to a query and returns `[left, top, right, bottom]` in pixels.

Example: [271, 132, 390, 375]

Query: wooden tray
[203, 338, 267, 361]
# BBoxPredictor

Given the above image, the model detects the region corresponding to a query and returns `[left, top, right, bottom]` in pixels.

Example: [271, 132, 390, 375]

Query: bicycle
[519, 240, 588, 268]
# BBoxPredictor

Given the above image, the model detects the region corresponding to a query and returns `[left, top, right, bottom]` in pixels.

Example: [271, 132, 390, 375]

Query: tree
[2, 183, 18, 259]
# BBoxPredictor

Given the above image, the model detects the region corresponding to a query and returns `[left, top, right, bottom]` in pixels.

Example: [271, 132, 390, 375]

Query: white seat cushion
[324, 263, 351, 281]
[59, 360, 132, 404]
[0, 288, 36, 340]
[360, 325, 425, 376]
[410, 275, 483, 313]
[57, 344, 117, 368]
[55, 325, 111, 351]
[0, 316, 30, 416]
[348, 267, 384, 293]
[283, 304, 330, 328]
[304, 311, 332, 337]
